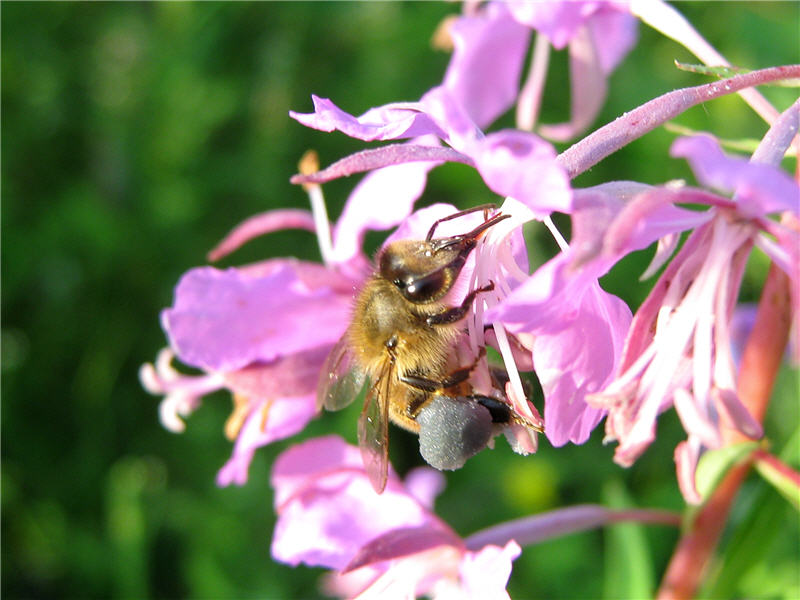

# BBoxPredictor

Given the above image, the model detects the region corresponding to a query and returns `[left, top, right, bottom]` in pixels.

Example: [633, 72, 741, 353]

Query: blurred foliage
[2, 2, 797, 599]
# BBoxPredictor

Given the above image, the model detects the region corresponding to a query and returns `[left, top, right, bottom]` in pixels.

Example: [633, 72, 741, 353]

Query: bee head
[378, 210, 510, 304]
[378, 240, 467, 304]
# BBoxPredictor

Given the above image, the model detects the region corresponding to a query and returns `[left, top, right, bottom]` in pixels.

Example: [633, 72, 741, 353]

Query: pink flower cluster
[141, 1, 798, 596]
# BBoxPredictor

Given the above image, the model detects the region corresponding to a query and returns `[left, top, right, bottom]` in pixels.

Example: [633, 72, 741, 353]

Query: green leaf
[701, 426, 800, 598]
[601, 480, 654, 600]
[674, 61, 800, 87]
[695, 441, 759, 501]
[754, 450, 800, 511]
[674, 61, 752, 79]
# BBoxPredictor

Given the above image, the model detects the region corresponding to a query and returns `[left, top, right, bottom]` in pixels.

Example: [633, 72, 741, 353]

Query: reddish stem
[753, 449, 800, 489]
[656, 262, 793, 600]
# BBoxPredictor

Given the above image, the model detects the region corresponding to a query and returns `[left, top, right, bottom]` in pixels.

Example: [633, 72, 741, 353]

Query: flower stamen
[299, 150, 335, 266]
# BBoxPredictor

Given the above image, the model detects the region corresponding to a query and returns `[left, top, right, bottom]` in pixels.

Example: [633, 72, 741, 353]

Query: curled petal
[140, 348, 225, 433]
[207, 209, 317, 262]
[290, 95, 446, 141]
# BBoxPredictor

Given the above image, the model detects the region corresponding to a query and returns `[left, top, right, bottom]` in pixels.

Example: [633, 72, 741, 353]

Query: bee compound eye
[416, 396, 492, 471]
[403, 270, 445, 302]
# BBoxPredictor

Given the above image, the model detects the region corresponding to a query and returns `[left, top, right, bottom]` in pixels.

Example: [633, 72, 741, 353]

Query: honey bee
[318, 205, 542, 493]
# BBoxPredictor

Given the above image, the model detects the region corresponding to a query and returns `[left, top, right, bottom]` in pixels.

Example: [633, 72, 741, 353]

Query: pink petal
[713, 388, 763, 440]
[536, 283, 631, 446]
[403, 467, 447, 510]
[492, 254, 631, 445]
[443, 2, 531, 127]
[223, 345, 330, 399]
[507, 1, 600, 49]
[458, 541, 521, 600]
[469, 130, 572, 215]
[216, 393, 318, 487]
[671, 135, 800, 218]
[161, 265, 351, 372]
[569, 183, 713, 268]
[538, 25, 607, 142]
[271, 435, 363, 506]
[236, 257, 356, 295]
[586, 6, 638, 74]
[603, 188, 714, 257]
[270, 438, 438, 571]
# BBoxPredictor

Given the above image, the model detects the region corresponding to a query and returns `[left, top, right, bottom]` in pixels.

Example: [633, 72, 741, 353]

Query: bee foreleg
[425, 281, 495, 326]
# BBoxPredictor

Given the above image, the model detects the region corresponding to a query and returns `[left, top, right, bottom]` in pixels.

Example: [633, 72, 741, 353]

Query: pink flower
[486, 181, 711, 448]
[507, 0, 638, 139]
[141, 207, 365, 486]
[271, 435, 520, 599]
[587, 134, 799, 502]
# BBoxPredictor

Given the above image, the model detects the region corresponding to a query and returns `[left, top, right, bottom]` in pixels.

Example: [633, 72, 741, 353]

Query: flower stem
[465, 504, 680, 551]
[557, 65, 800, 179]
[656, 261, 793, 600]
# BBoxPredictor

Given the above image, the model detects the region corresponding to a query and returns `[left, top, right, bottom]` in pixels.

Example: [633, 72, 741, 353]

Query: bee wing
[358, 360, 391, 494]
[317, 334, 367, 412]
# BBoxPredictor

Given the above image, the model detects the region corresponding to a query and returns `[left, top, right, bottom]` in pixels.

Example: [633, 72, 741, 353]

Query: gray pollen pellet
[416, 395, 492, 470]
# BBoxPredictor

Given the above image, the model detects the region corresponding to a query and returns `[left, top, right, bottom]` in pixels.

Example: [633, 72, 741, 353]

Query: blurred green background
[2, 2, 798, 598]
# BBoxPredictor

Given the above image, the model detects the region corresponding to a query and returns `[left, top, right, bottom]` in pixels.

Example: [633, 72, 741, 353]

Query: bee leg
[425, 281, 495, 327]
[468, 395, 512, 424]
[399, 347, 487, 393]
[400, 369, 468, 393]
